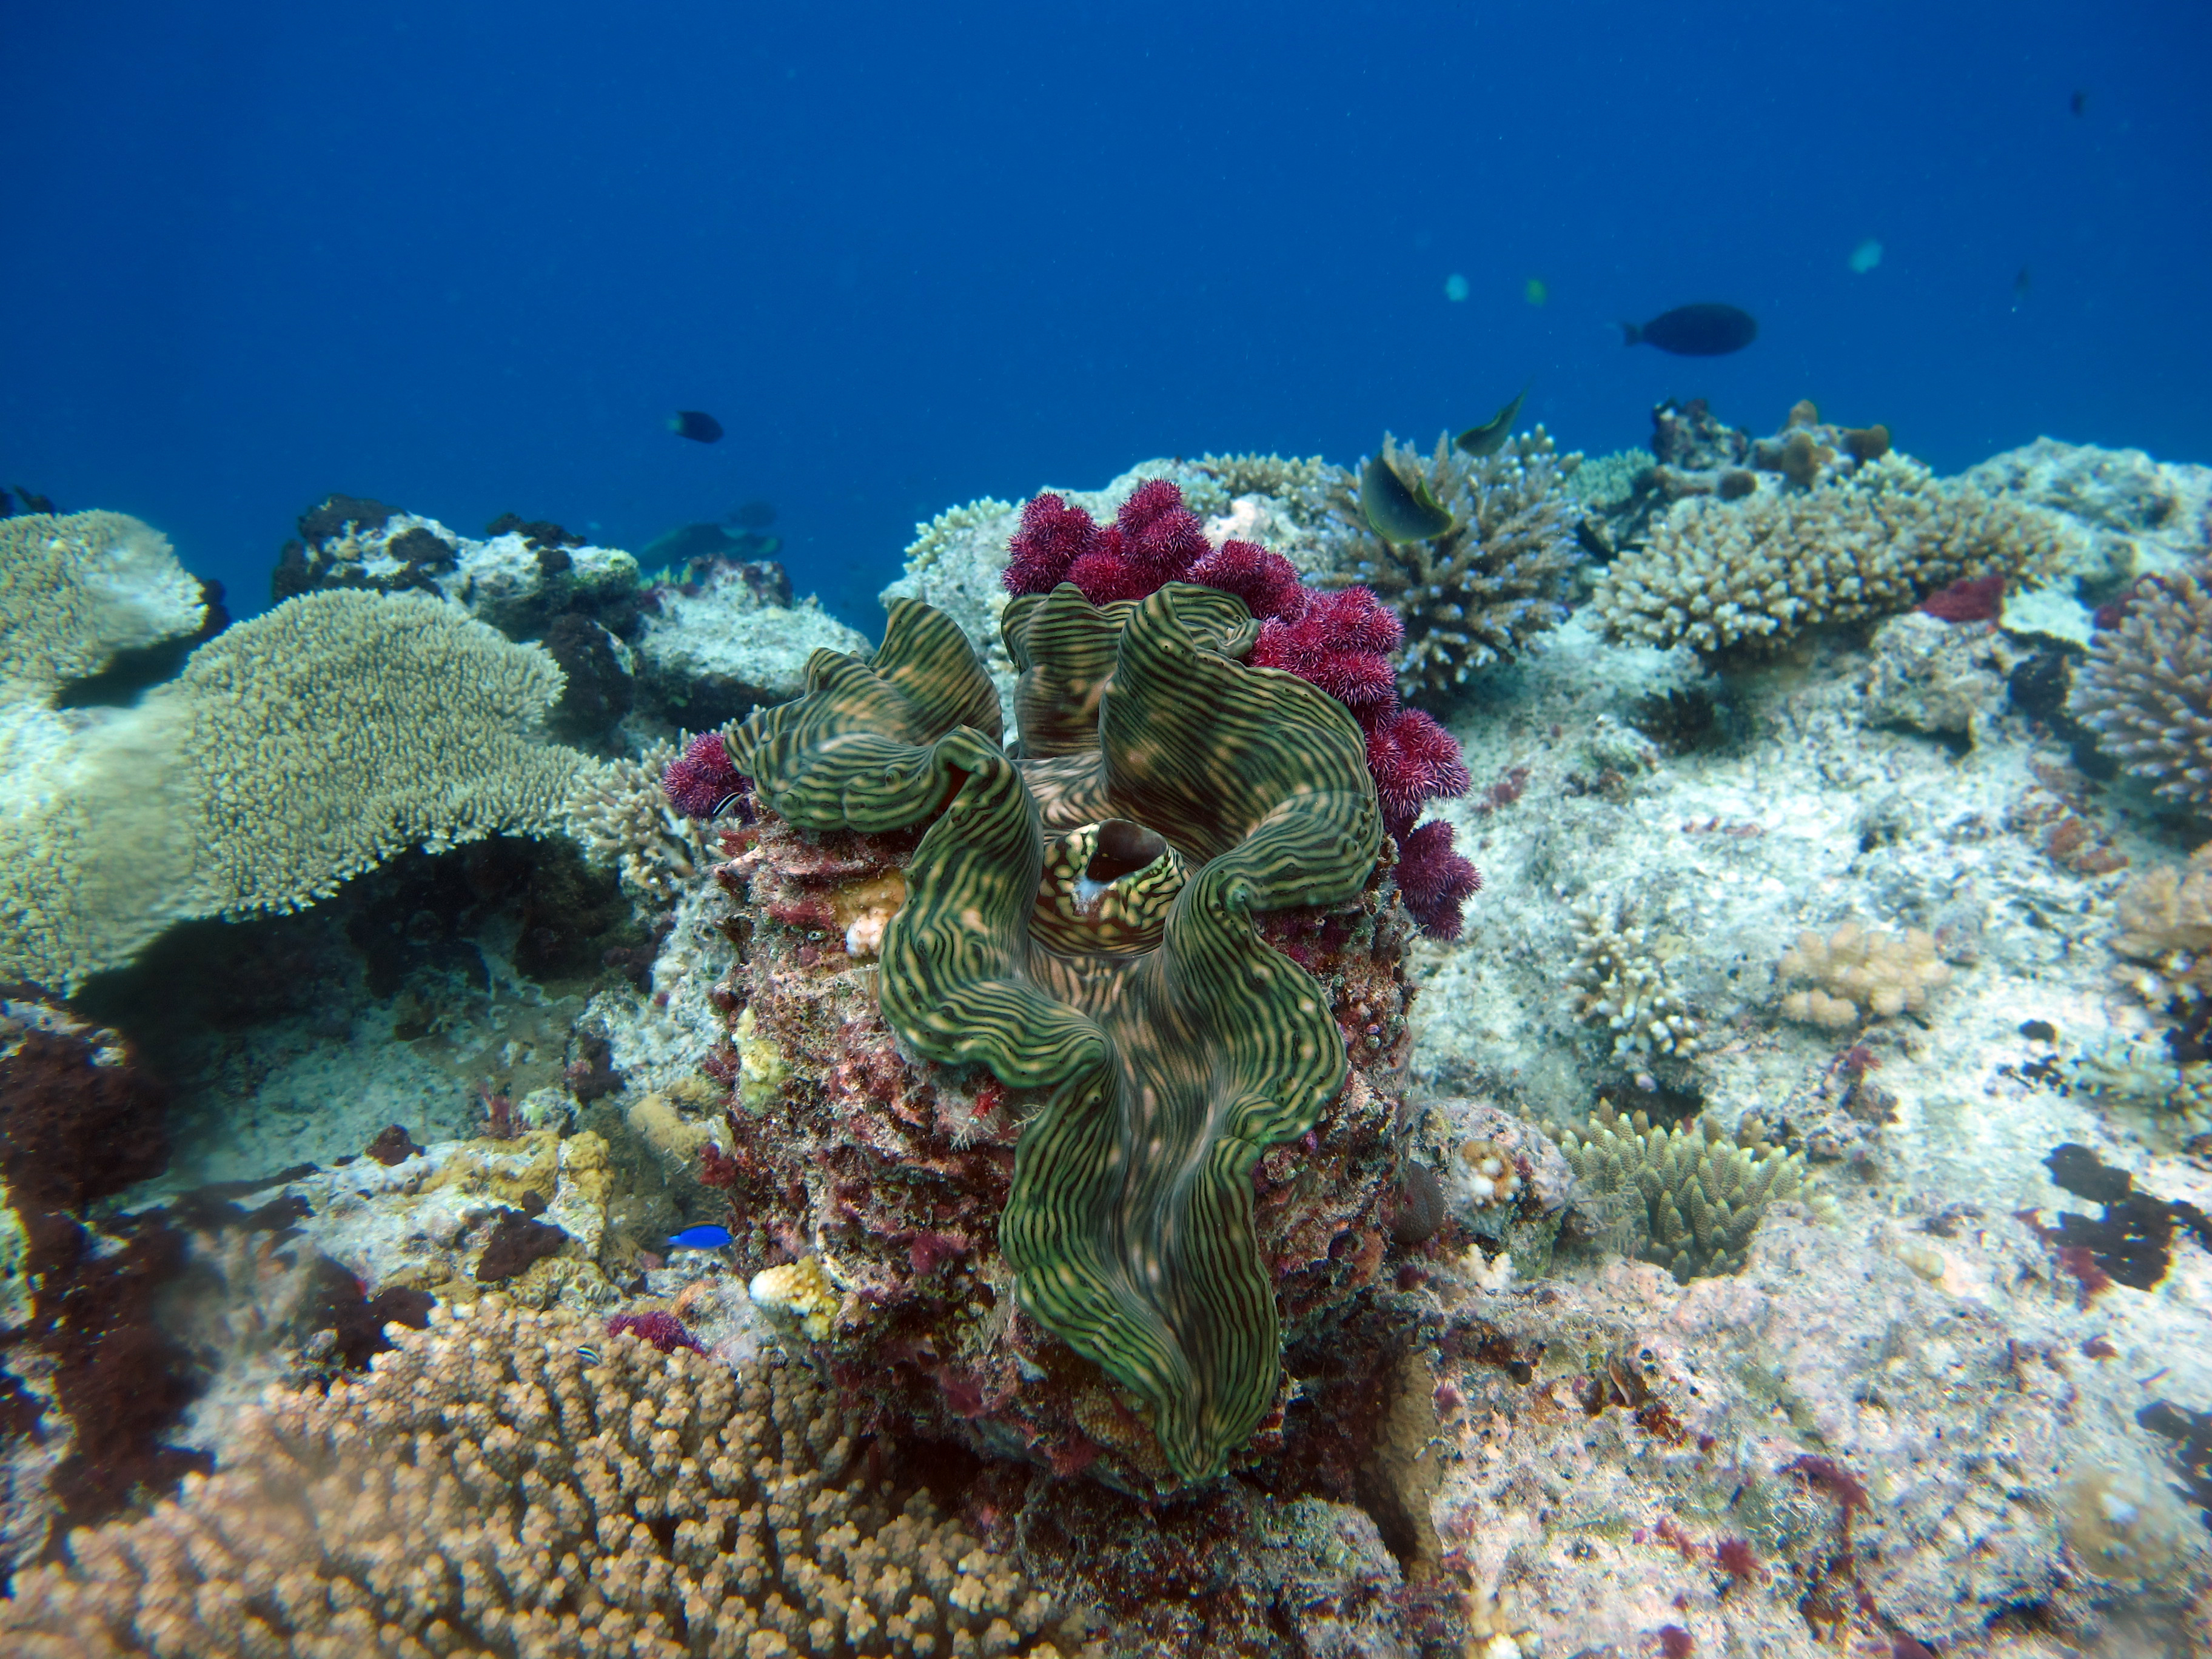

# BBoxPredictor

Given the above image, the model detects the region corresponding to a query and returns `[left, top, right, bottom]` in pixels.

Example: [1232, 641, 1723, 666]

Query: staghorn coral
[565, 736, 725, 903]
[0, 511, 205, 699]
[1593, 455, 2068, 659]
[1326, 429, 1580, 698]
[0, 1298, 1088, 1658]
[0, 589, 591, 988]
[1553, 1101, 1831, 1281]
[1565, 897, 1703, 1061]
[2071, 565, 2212, 813]
[2069, 1041, 2212, 1138]
[1777, 920, 1951, 1029]
[727, 588, 1381, 1487]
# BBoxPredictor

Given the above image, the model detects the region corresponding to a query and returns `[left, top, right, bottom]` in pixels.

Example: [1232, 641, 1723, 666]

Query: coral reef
[634, 552, 871, 730]
[1776, 919, 1952, 1029]
[1593, 454, 2069, 659]
[1325, 429, 1580, 699]
[725, 585, 1388, 1486]
[0, 511, 205, 698]
[1, 1299, 1090, 1658]
[1552, 1102, 1829, 1280]
[1564, 896, 1703, 1061]
[2071, 563, 2212, 814]
[0, 589, 591, 990]
[564, 734, 726, 903]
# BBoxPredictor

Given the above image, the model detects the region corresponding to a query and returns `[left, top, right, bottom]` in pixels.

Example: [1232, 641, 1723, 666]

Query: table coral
[1593, 455, 2066, 659]
[717, 583, 1413, 1489]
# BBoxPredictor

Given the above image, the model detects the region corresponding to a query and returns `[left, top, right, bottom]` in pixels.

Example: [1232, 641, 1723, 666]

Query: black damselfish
[1621, 303, 1758, 357]
[669, 410, 725, 443]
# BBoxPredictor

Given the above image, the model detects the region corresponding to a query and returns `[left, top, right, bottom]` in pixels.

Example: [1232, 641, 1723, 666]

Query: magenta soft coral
[662, 731, 745, 819]
[607, 1309, 703, 1354]
[1003, 478, 1481, 939]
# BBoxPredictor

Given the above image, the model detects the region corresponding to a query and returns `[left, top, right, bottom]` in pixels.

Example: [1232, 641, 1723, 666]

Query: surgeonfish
[669, 410, 725, 443]
[1620, 303, 1758, 357]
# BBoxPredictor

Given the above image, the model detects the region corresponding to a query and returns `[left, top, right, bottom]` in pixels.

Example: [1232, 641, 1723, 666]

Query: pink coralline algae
[661, 730, 745, 819]
[1917, 572, 2006, 623]
[606, 1309, 703, 1353]
[1005, 480, 1480, 938]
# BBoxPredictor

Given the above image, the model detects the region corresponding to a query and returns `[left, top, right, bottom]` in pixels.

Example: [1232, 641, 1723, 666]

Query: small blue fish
[667, 1224, 734, 1250]
[575, 1344, 602, 1367]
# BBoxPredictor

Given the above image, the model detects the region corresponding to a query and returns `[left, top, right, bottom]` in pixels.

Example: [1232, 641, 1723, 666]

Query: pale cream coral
[2108, 841, 2212, 1017]
[1565, 897, 1701, 1059]
[0, 589, 592, 987]
[1777, 919, 1950, 1027]
[565, 734, 723, 903]
[0, 1298, 1086, 1658]
[1593, 455, 2067, 655]
[0, 511, 204, 699]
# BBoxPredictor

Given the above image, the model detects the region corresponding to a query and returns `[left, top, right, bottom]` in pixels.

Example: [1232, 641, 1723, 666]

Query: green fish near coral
[1453, 385, 1530, 458]
[1359, 452, 1456, 543]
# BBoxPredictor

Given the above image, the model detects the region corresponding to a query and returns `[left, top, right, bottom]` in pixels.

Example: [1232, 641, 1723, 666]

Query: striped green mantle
[727, 582, 1381, 1483]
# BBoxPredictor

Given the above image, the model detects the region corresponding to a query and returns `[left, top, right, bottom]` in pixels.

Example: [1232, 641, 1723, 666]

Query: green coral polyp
[728, 583, 1382, 1483]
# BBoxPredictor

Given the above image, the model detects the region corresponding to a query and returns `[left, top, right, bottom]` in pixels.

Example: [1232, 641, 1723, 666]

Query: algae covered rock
[714, 584, 1412, 1489]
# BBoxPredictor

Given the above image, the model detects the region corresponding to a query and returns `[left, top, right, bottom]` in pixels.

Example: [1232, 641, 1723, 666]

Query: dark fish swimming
[726, 498, 777, 530]
[2070, 89, 2087, 118]
[1359, 453, 1455, 543]
[1620, 303, 1758, 357]
[1453, 384, 1530, 458]
[667, 1224, 734, 1249]
[669, 410, 725, 443]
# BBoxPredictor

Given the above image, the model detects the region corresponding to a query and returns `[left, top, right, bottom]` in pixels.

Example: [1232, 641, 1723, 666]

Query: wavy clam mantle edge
[726, 582, 1382, 1484]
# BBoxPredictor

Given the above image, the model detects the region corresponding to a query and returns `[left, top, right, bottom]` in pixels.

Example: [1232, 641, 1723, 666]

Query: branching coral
[2071, 566, 2212, 813]
[1, 1299, 1087, 1658]
[1593, 456, 2067, 658]
[1777, 920, 1951, 1028]
[1326, 430, 1580, 698]
[728, 588, 1383, 1486]
[1566, 897, 1702, 1060]
[1553, 1102, 1830, 1280]
[565, 735, 725, 903]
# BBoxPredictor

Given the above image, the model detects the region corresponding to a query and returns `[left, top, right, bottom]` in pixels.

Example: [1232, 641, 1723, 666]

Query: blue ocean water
[4, 0, 2206, 625]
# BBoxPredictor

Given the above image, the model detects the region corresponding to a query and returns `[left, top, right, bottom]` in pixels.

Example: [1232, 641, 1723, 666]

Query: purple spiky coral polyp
[1004, 479, 1481, 938]
[662, 731, 745, 819]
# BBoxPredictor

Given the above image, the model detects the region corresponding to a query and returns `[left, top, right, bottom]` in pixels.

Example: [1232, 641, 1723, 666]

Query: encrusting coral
[2071, 563, 2212, 814]
[1777, 919, 1951, 1029]
[1593, 454, 2067, 658]
[1553, 1101, 1831, 1281]
[1326, 429, 1580, 699]
[726, 579, 1381, 1487]
[0, 1298, 1088, 1658]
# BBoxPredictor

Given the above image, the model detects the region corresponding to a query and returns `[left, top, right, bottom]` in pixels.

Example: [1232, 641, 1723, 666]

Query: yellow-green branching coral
[728, 584, 1382, 1484]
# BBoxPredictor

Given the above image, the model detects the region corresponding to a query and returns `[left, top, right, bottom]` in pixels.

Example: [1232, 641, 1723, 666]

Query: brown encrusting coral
[1, 1299, 1091, 1658]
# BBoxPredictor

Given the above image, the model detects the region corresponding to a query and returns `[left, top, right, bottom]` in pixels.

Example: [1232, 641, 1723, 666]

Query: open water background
[4, 0, 2207, 624]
